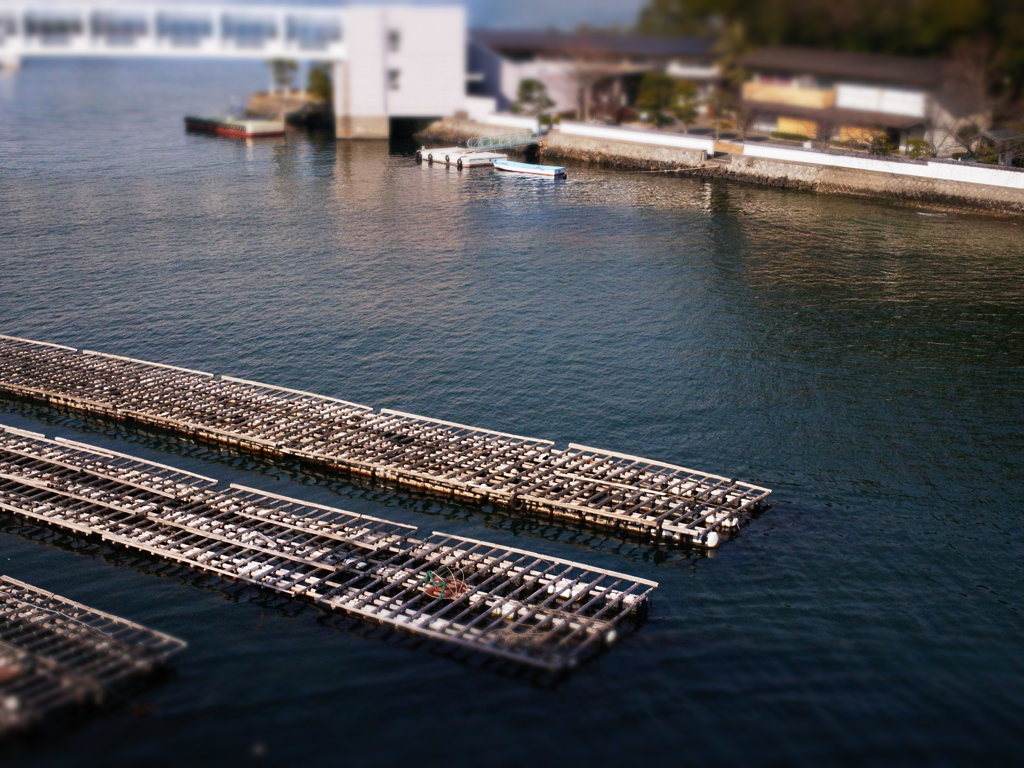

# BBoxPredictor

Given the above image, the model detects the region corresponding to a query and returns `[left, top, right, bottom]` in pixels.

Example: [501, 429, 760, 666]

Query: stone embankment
[415, 117, 528, 147]
[715, 156, 1024, 214]
[418, 118, 1024, 214]
[542, 131, 705, 170]
[246, 90, 332, 128]
[246, 90, 316, 117]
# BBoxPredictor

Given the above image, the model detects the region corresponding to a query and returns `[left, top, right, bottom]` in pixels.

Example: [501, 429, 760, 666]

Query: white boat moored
[492, 160, 567, 179]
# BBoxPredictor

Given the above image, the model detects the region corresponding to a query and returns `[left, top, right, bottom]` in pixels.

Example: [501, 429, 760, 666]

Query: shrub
[869, 135, 896, 157]
[512, 79, 554, 117]
[771, 131, 810, 141]
[307, 63, 332, 103]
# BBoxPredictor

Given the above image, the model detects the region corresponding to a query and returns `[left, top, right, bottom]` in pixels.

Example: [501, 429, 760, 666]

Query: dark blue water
[2, 59, 1023, 767]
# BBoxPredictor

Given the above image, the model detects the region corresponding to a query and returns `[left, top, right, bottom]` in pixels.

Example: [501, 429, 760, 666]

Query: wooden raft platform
[0, 334, 771, 548]
[0, 574, 185, 736]
[0, 425, 656, 672]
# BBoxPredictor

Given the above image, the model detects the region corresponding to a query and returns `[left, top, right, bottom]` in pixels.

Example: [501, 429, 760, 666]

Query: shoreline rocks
[416, 118, 1024, 215]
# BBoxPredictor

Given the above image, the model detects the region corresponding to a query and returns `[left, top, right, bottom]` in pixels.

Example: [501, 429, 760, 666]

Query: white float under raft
[0, 425, 657, 673]
[0, 334, 772, 548]
[0, 575, 186, 736]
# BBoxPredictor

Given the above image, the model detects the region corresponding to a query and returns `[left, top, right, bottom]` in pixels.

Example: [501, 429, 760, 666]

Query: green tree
[636, 72, 679, 127]
[307, 63, 332, 103]
[708, 88, 736, 140]
[953, 121, 983, 156]
[268, 58, 298, 93]
[906, 138, 933, 159]
[635, 0, 1024, 100]
[673, 80, 700, 132]
[869, 134, 897, 156]
[714, 19, 751, 91]
[511, 79, 555, 116]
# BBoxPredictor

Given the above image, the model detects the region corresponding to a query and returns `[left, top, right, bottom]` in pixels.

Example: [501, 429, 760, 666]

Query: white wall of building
[380, 6, 465, 118]
[500, 61, 580, 114]
[835, 84, 926, 118]
[472, 112, 539, 131]
[333, 5, 465, 129]
[336, 6, 386, 119]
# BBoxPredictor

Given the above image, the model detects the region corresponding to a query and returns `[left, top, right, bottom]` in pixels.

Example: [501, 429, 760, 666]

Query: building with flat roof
[739, 46, 989, 155]
[470, 30, 719, 121]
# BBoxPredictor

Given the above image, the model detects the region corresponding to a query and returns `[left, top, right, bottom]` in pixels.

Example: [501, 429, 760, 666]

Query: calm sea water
[1, 59, 1023, 767]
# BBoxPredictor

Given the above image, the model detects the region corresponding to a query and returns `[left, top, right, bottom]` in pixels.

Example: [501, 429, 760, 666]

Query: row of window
[3, 15, 406, 51]
[9, 15, 343, 44]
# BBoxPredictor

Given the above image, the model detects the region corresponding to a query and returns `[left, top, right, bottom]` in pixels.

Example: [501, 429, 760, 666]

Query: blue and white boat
[493, 159, 567, 179]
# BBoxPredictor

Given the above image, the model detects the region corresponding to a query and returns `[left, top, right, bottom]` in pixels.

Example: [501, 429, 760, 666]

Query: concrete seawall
[417, 119, 706, 170]
[541, 132, 705, 170]
[717, 155, 1024, 214]
[418, 119, 1024, 214]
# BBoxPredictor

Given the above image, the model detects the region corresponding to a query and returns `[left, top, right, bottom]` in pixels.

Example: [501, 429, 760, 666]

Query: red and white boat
[184, 115, 286, 139]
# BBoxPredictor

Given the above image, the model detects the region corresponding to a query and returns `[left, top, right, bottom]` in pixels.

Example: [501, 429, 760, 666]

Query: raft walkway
[0, 334, 771, 548]
[0, 425, 656, 672]
[0, 574, 185, 735]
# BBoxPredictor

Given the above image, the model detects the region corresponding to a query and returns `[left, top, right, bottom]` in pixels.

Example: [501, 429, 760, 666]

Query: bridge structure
[0, 1, 468, 138]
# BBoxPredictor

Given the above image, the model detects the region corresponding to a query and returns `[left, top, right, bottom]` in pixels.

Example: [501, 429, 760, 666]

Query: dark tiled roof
[741, 47, 946, 88]
[983, 126, 1024, 143]
[471, 29, 713, 59]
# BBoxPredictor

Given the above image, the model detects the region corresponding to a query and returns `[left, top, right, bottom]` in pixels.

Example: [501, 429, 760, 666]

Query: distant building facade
[0, 1, 468, 140]
[334, 6, 466, 139]
[469, 30, 718, 120]
[739, 47, 990, 155]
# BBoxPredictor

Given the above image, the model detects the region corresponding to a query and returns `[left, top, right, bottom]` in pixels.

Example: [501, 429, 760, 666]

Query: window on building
[388, 29, 400, 52]
[388, 68, 400, 91]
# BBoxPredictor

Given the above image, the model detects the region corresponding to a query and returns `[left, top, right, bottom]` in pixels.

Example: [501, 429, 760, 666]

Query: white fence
[463, 95, 498, 123]
[557, 121, 715, 153]
[743, 143, 1024, 190]
[470, 112, 540, 132]
[456, 114, 1023, 191]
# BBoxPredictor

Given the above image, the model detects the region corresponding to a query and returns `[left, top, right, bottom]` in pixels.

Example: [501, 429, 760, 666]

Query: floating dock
[0, 334, 771, 548]
[414, 147, 507, 168]
[0, 574, 185, 736]
[0, 425, 655, 672]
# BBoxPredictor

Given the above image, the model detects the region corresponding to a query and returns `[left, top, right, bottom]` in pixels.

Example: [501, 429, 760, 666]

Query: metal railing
[466, 132, 541, 150]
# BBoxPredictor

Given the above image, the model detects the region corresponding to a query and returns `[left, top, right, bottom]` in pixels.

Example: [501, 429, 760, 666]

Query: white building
[739, 47, 991, 155]
[334, 5, 465, 139]
[0, 1, 468, 139]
